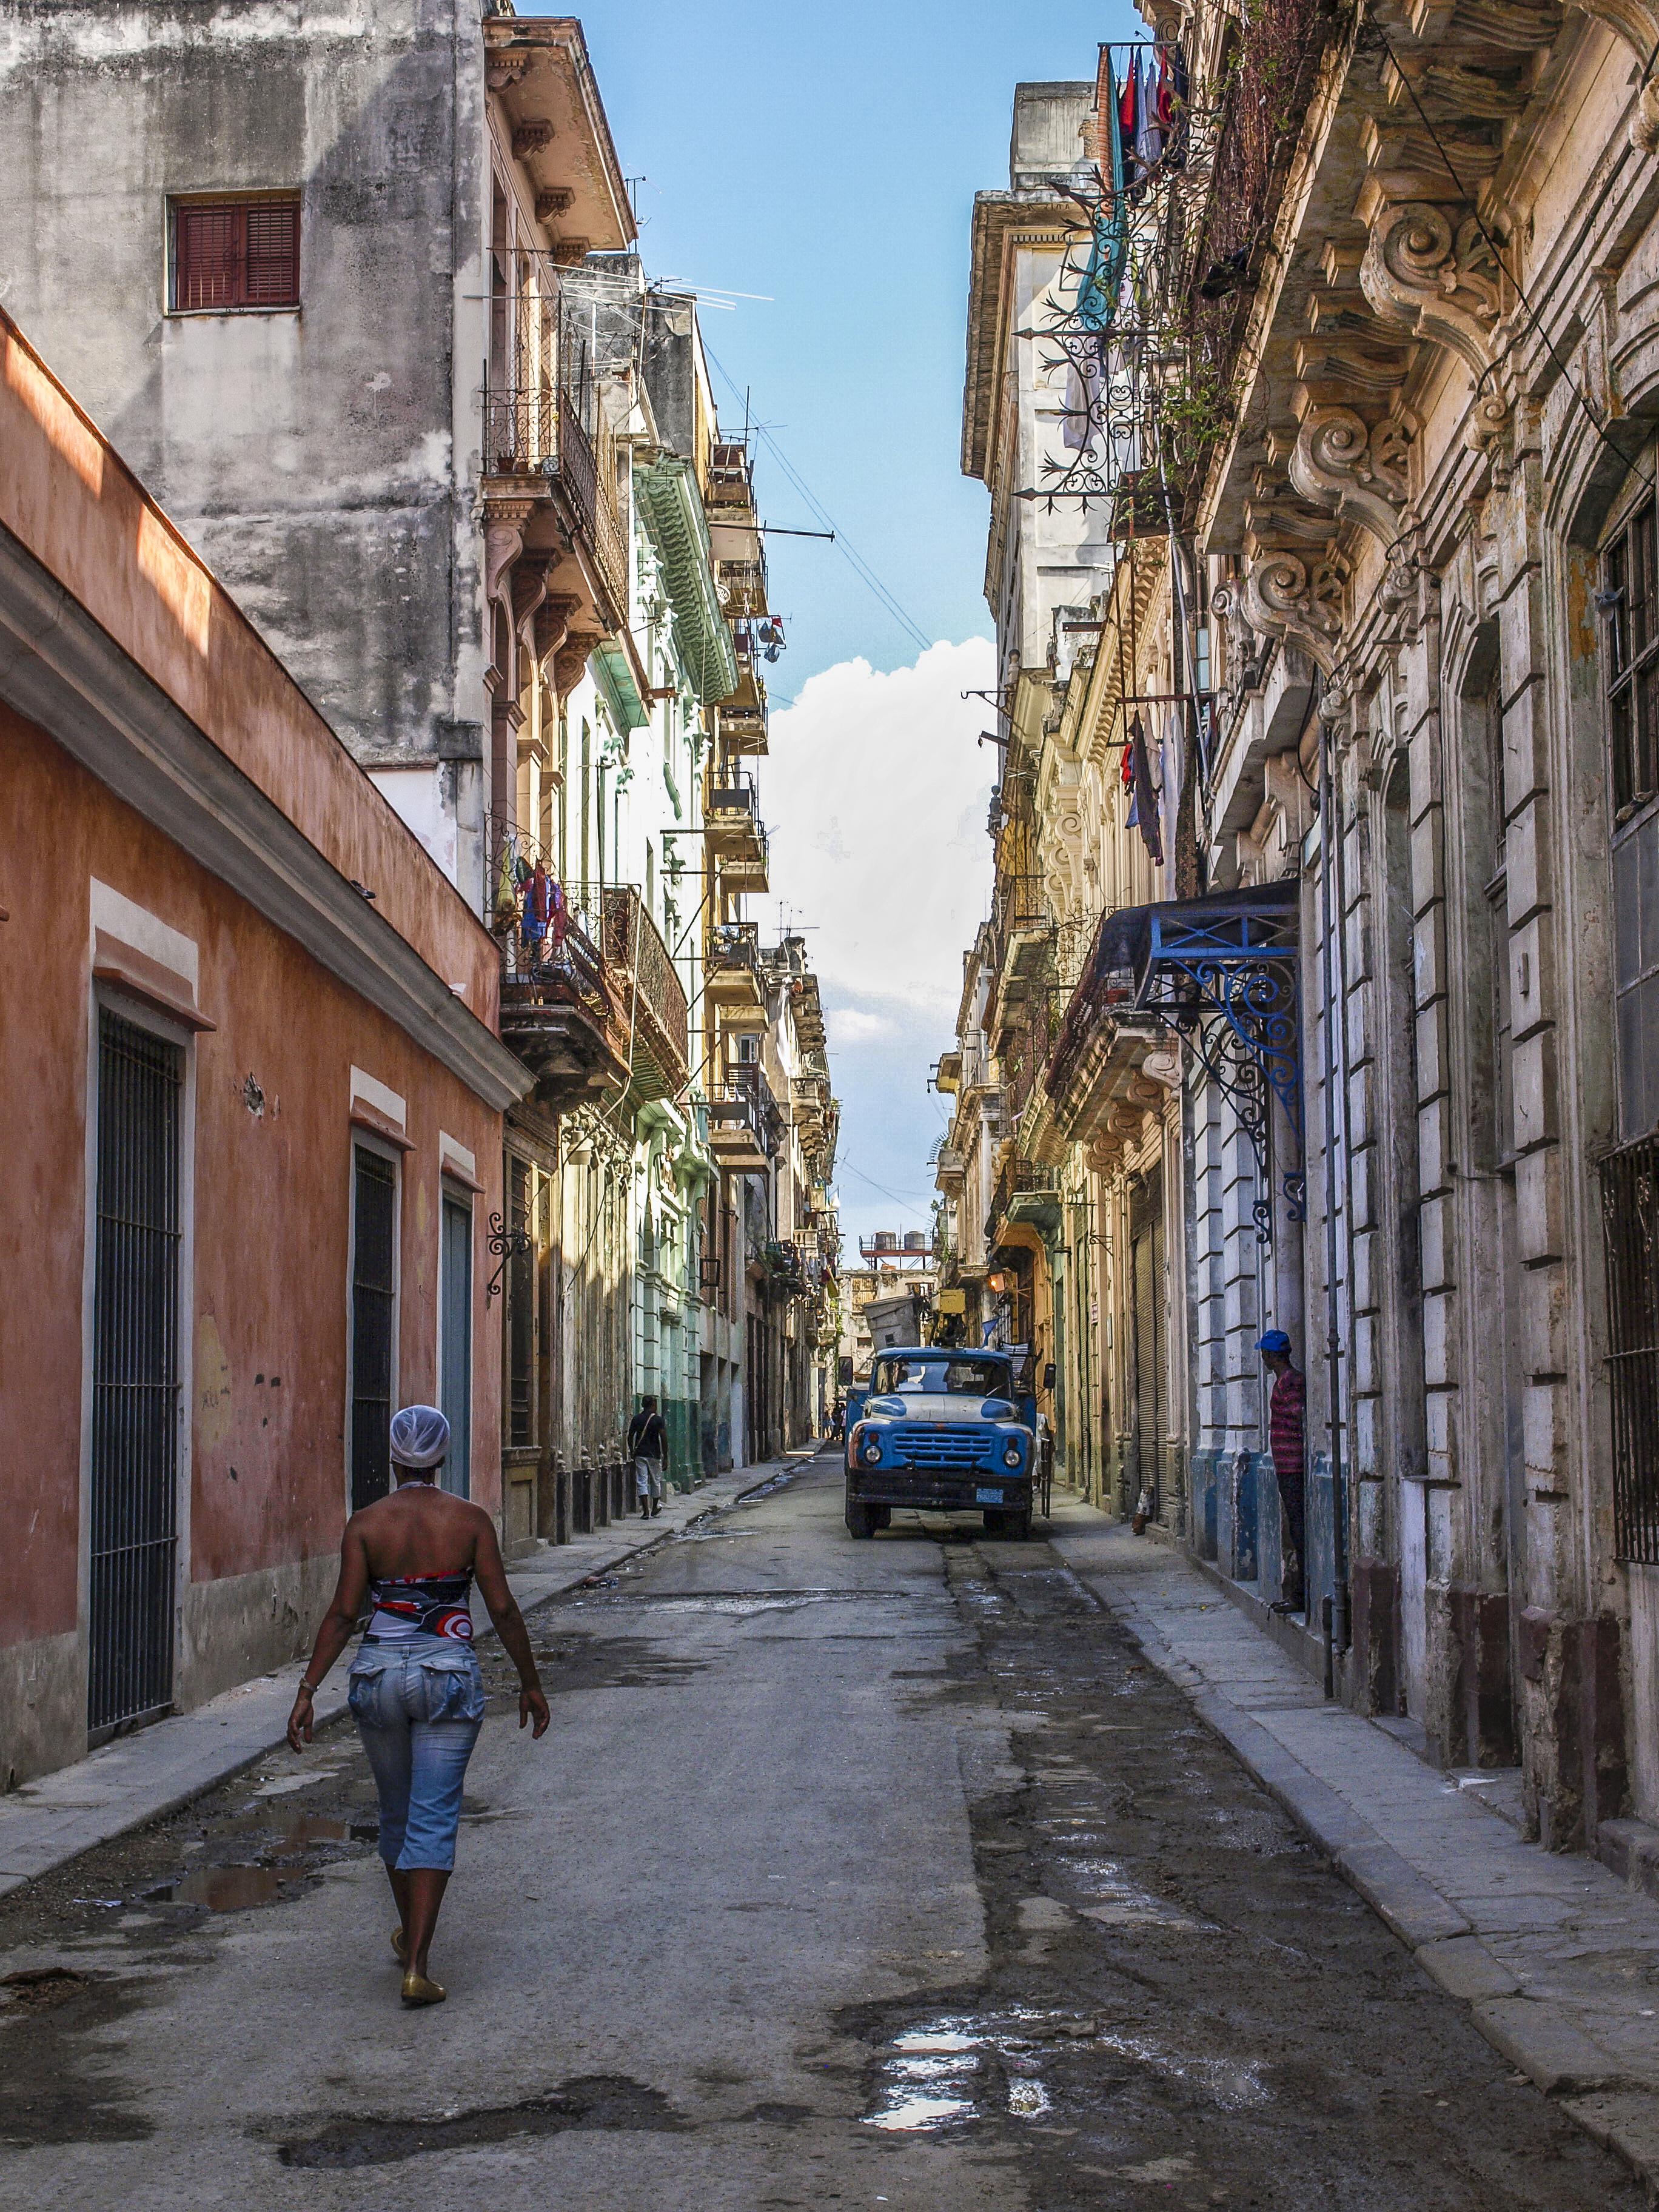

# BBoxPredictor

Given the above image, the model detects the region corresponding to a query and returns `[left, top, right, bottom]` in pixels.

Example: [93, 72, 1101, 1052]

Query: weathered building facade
[1, 4, 838, 1555]
[944, 1, 1659, 1870]
[0, 311, 525, 1782]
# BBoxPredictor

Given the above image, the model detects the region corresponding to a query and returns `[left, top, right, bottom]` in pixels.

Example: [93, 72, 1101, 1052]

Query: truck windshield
[869, 1356, 1012, 1398]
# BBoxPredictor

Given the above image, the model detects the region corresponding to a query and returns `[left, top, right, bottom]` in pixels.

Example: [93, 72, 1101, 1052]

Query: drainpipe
[1316, 680, 1351, 1684]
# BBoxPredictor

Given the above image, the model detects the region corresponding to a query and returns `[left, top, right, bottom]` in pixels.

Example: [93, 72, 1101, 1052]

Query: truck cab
[843, 1347, 1037, 1540]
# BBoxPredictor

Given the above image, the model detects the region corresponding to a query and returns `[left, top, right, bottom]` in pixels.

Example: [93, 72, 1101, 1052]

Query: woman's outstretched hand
[520, 1684, 551, 1738]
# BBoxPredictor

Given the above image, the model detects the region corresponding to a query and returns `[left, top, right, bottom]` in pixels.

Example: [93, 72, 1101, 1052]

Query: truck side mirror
[1043, 1362, 1056, 1391]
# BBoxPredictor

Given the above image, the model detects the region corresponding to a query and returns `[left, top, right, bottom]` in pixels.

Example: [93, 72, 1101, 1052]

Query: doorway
[88, 1011, 184, 1739]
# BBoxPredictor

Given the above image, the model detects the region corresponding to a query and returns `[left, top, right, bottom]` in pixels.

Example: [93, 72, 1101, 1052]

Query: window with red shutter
[170, 197, 300, 312]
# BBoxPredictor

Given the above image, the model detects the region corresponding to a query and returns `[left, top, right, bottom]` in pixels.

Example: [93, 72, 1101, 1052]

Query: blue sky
[548, 0, 1144, 1241]
[576, 0, 1141, 684]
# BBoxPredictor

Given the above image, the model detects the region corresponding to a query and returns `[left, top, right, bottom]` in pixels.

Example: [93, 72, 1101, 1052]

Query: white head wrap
[389, 1404, 451, 1470]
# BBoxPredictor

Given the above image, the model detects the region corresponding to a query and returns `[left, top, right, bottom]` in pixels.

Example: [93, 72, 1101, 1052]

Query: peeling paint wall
[0, 1, 481, 816]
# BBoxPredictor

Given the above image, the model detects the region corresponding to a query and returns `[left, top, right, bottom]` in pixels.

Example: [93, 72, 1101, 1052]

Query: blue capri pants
[347, 1635, 486, 1872]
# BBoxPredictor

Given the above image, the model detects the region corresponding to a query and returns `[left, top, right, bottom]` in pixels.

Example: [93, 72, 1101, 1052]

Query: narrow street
[0, 1460, 1637, 2211]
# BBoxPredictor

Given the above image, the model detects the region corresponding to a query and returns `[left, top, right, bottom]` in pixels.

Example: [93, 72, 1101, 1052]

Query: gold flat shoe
[391, 1928, 409, 1964]
[400, 1969, 446, 2007]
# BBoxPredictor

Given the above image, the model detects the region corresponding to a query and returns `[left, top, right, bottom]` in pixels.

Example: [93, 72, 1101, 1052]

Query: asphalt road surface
[0, 1454, 1638, 2210]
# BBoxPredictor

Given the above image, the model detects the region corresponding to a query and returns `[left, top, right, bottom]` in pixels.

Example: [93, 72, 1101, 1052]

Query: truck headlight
[860, 1435, 883, 1465]
[1002, 1443, 1023, 1469]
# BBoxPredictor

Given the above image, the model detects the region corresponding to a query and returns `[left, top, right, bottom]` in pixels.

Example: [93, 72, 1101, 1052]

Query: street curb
[0, 1449, 820, 1906]
[1109, 1598, 1659, 2197]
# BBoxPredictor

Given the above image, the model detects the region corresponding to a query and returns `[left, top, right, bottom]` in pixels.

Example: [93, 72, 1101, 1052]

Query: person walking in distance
[287, 1405, 550, 2007]
[1258, 1330, 1306, 1614]
[628, 1394, 669, 1517]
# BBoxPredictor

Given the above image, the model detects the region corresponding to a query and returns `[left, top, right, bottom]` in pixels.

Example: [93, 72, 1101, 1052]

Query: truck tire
[982, 1507, 1005, 1537]
[845, 1497, 878, 1539]
[1003, 1506, 1032, 1542]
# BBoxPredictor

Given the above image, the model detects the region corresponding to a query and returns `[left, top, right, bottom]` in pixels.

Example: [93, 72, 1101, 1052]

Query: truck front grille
[888, 1423, 996, 1468]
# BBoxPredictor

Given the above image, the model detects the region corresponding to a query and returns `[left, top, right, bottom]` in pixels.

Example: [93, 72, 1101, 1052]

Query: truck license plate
[975, 1487, 1003, 1505]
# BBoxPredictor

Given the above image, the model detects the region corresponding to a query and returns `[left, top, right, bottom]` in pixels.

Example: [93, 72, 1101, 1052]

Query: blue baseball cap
[1255, 1329, 1292, 1355]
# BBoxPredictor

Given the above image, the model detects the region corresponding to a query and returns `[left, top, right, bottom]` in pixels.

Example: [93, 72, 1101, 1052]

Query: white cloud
[762, 638, 997, 1024]
[761, 640, 996, 1245]
[826, 1006, 898, 1045]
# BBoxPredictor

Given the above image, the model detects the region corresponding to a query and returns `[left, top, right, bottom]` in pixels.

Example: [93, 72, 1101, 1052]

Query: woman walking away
[287, 1405, 550, 2006]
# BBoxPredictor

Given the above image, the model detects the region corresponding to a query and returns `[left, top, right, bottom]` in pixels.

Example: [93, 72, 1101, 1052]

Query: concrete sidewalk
[0, 1449, 817, 1904]
[1048, 1503, 1659, 2196]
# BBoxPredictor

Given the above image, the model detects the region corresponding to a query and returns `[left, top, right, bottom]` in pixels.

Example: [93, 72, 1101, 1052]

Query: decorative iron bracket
[484, 1210, 532, 1303]
[1144, 917, 1304, 1245]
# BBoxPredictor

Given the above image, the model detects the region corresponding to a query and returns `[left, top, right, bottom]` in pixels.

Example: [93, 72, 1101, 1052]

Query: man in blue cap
[1258, 1329, 1305, 1614]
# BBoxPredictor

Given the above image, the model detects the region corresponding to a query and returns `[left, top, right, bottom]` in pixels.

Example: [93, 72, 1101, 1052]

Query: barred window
[1603, 1136, 1659, 1564]
[1606, 498, 1659, 817]
[1606, 497, 1659, 1140]
[170, 198, 300, 312]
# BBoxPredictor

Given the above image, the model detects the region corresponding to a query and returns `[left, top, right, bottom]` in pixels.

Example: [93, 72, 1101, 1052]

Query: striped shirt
[1269, 1366, 1305, 1481]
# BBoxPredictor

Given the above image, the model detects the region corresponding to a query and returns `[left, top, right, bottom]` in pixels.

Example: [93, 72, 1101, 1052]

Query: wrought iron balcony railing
[603, 883, 689, 1093]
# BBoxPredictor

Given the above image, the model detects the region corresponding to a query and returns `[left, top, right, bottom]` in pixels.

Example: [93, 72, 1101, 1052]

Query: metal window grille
[440, 1191, 474, 1499]
[1603, 1133, 1659, 1563]
[506, 1156, 536, 1448]
[88, 1013, 183, 1737]
[350, 1147, 397, 1512]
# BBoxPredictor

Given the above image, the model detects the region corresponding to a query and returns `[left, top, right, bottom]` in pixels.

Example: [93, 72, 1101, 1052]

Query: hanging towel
[495, 842, 518, 923]
[550, 879, 569, 952]
[1128, 715, 1164, 866]
[1162, 43, 1190, 171]
[522, 859, 551, 945]
[1078, 47, 1127, 337]
[1136, 50, 1164, 173]
[1119, 49, 1138, 156]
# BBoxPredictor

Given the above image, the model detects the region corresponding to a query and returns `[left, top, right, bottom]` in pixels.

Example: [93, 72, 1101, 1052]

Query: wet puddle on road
[145, 1866, 300, 1910]
[859, 2005, 1267, 2134]
[860, 2011, 1070, 2133]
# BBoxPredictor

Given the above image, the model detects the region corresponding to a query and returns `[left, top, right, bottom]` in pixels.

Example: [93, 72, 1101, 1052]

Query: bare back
[351, 1482, 491, 1581]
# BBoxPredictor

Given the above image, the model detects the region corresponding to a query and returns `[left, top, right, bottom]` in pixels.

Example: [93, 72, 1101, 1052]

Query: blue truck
[843, 1346, 1037, 1540]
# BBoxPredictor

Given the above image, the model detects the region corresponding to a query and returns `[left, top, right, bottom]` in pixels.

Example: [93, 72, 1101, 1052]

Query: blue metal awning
[1087, 881, 1303, 1240]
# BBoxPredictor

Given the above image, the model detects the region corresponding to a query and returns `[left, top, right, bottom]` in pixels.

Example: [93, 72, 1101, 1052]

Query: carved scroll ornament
[1241, 551, 1347, 671]
[1288, 406, 1410, 546]
[1360, 201, 1501, 377]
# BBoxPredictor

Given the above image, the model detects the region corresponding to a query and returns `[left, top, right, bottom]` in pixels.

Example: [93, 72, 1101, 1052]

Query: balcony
[706, 771, 771, 894]
[601, 884, 689, 1103]
[480, 323, 628, 628]
[705, 439, 763, 563]
[705, 920, 767, 1033]
[990, 1157, 1062, 1241]
[706, 1065, 785, 1177]
[717, 552, 769, 619]
[487, 820, 631, 1105]
[717, 648, 769, 757]
[789, 1073, 831, 1124]
[935, 1145, 966, 1190]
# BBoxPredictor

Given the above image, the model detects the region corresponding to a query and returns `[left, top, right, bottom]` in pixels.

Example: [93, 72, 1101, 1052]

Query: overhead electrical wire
[700, 341, 936, 657]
